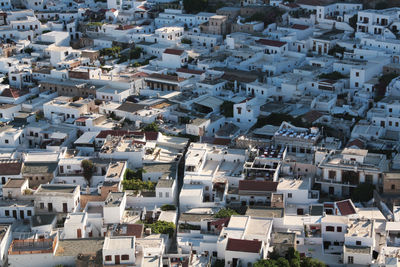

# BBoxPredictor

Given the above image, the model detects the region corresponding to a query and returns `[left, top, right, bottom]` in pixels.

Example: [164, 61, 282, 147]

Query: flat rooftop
[346, 219, 374, 238]
[36, 184, 77, 194]
[245, 207, 284, 218]
[55, 238, 104, 257]
[105, 192, 125, 207]
[105, 162, 125, 179]
[104, 236, 134, 250]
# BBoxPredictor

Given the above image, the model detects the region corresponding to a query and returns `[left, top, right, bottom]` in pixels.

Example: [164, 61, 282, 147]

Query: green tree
[276, 258, 290, 267]
[24, 47, 34, 54]
[212, 259, 225, 267]
[254, 259, 277, 267]
[183, 0, 208, 14]
[349, 14, 358, 31]
[352, 183, 375, 202]
[300, 257, 326, 267]
[81, 159, 95, 186]
[142, 122, 159, 132]
[146, 220, 175, 237]
[318, 71, 347, 80]
[1, 75, 8, 84]
[375, 1, 389, 10]
[124, 168, 145, 180]
[221, 101, 234, 117]
[181, 38, 192, 44]
[286, 247, 300, 262]
[214, 208, 238, 218]
[129, 47, 143, 60]
[328, 45, 346, 57]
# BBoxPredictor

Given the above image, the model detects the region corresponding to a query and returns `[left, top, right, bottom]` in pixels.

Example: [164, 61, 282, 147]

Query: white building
[34, 184, 80, 213]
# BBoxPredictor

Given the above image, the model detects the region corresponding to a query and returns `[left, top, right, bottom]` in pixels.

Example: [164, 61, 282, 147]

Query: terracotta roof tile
[164, 48, 184, 55]
[292, 24, 309, 30]
[239, 180, 278, 192]
[346, 139, 365, 149]
[303, 110, 323, 123]
[226, 238, 262, 253]
[336, 199, 356, 216]
[176, 68, 205, 75]
[256, 39, 286, 47]
[1, 88, 27, 99]
[0, 161, 22, 175]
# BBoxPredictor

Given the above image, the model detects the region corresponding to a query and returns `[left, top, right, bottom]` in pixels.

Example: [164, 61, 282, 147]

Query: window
[165, 192, 169, 198]
[356, 241, 362, 245]
[5, 210, 9, 216]
[121, 255, 129, 260]
[4, 140, 8, 144]
[40, 203, 44, 209]
[355, 72, 359, 77]
[159, 192, 163, 198]
[288, 193, 292, 198]
[348, 256, 354, 264]
[337, 226, 342, 232]
[328, 170, 336, 179]
[27, 210, 32, 216]
[105, 255, 112, 261]
[326, 226, 334, 232]
[392, 184, 396, 190]
[355, 82, 359, 87]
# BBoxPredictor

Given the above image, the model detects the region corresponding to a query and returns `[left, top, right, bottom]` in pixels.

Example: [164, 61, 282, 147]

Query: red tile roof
[75, 117, 88, 123]
[116, 224, 144, 238]
[138, 5, 149, 10]
[239, 180, 278, 192]
[283, 2, 300, 8]
[0, 161, 22, 175]
[176, 68, 205, 75]
[256, 39, 287, 47]
[164, 49, 184, 56]
[133, 72, 149, 78]
[292, 24, 309, 30]
[346, 139, 365, 149]
[143, 131, 159, 141]
[117, 25, 135, 30]
[1, 88, 27, 99]
[212, 138, 231, 146]
[297, 0, 332, 6]
[336, 199, 356, 216]
[303, 110, 323, 123]
[210, 217, 230, 231]
[147, 73, 186, 82]
[226, 238, 262, 253]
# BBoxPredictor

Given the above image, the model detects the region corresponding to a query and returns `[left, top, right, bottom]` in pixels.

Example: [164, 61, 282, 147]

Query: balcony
[315, 176, 357, 187]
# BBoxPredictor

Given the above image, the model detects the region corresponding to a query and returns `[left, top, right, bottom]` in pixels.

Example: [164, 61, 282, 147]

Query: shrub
[214, 208, 238, 218]
[145, 220, 175, 237]
[160, 204, 176, 211]
[181, 38, 192, 44]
